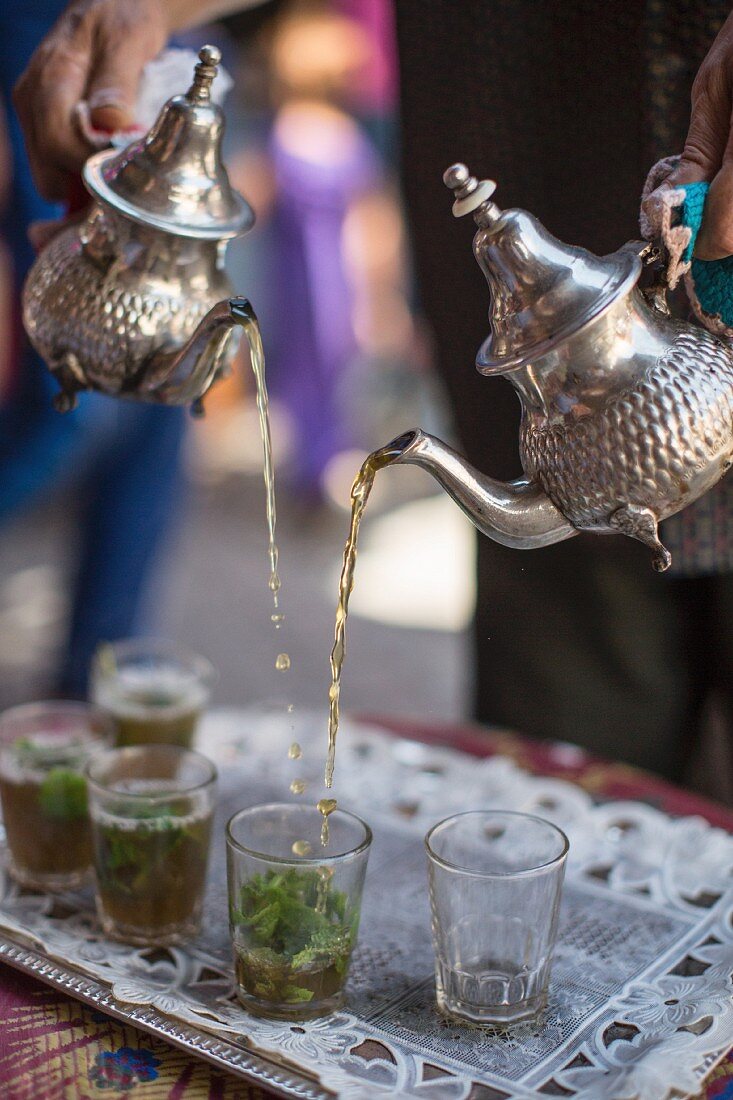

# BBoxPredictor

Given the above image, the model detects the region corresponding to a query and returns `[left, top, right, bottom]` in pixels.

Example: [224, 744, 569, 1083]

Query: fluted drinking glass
[426, 810, 568, 1025]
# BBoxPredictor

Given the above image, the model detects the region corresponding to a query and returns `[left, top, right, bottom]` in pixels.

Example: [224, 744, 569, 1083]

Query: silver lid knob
[443, 162, 497, 218]
[187, 45, 222, 103]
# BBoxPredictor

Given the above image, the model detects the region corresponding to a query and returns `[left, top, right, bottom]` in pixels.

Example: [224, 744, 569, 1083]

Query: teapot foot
[53, 390, 78, 413]
[51, 353, 85, 414]
[609, 504, 672, 572]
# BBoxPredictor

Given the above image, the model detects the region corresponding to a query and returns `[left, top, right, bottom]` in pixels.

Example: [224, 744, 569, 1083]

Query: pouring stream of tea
[240, 305, 281, 609]
[325, 437, 410, 788]
[244, 307, 407, 842]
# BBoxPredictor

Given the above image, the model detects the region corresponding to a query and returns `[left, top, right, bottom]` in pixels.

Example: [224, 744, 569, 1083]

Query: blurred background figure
[264, 4, 382, 499]
[0, 0, 190, 698]
[0, 1, 467, 729]
[222, 0, 431, 502]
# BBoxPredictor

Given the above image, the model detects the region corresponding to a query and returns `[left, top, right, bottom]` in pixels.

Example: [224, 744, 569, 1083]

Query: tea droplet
[318, 797, 338, 847]
[287, 703, 295, 713]
[271, 613, 284, 626]
[290, 778, 306, 795]
[275, 653, 290, 671]
[288, 742, 302, 759]
[291, 839, 311, 857]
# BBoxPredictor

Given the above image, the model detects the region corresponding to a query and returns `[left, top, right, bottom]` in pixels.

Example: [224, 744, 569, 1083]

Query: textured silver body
[385, 165, 733, 570]
[23, 208, 232, 397]
[518, 292, 733, 531]
[21, 46, 255, 413]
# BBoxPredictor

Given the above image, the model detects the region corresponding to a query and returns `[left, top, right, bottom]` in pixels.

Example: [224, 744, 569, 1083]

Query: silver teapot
[23, 46, 257, 415]
[385, 164, 733, 571]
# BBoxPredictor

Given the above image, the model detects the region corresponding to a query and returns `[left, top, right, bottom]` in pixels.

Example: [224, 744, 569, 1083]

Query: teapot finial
[443, 162, 498, 223]
[187, 44, 222, 103]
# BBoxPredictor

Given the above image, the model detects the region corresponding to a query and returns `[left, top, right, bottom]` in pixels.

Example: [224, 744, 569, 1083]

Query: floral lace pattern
[0, 710, 731, 1099]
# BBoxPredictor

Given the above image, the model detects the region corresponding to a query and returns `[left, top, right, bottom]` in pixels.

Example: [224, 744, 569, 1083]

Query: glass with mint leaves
[86, 745, 216, 945]
[0, 702, 113, 890]
[226, 803, 372, 1020]
[90, 639, 216, 749]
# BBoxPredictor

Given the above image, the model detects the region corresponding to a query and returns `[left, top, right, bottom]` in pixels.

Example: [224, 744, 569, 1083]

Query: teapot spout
[387, 429, 577, 549]
[143, 296, 258, 409]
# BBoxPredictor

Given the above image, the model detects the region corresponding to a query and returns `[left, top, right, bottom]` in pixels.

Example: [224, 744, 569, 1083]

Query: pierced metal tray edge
[0, 935, 332, 1100]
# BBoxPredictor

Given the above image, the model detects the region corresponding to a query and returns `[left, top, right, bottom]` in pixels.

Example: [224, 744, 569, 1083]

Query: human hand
[669, 12, 733, 259]
[13, 0, 169, 202]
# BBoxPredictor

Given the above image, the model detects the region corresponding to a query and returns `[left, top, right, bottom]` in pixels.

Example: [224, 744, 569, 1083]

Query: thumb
[664, 66, 726, 188]
[674, 98, 733, 260]
[85, 28, 162, 133]
[667, 71, 733, 259]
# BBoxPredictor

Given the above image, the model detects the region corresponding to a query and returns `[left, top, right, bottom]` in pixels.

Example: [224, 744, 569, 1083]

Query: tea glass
[90, 639, 216, 749]
[86, 745, 216, 945]
[226, 803, 372, 1020]
[0, 702, 113, 890]
[426, 810, 569, 1025]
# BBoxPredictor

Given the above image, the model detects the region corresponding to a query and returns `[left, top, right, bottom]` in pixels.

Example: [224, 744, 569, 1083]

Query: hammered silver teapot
[384, 163, 733, 571]
[23, 45, 258, 415]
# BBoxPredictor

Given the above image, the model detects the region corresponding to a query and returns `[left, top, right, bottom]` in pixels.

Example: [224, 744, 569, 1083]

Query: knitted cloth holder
[640, 155, 733, 337]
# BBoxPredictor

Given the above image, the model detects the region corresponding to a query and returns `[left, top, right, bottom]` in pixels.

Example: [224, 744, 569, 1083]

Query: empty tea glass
[86, 745, 216, 945]
[0, 702, 113, 890]
[90, 639, 216, 749]
[226, 803, 372, 1020]
[426, 810, 568, 1025]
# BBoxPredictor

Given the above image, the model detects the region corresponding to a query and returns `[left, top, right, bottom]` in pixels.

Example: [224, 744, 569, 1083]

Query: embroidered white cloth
[0, 709, 731, 1100]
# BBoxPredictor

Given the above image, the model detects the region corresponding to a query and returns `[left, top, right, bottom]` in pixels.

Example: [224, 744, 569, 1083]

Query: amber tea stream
[324, 435, 413, 790]
[241, 308, 282, 612]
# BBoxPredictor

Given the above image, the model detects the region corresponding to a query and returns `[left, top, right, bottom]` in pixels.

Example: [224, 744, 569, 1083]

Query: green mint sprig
[38, 769, 88, 821]
[232, 868, 356, 1003]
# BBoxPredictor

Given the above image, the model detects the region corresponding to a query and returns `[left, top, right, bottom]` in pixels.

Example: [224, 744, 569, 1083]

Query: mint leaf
[38, 769, 88, 820]
[243, 900, 280, 940]
[291, 926, 351, 972]
[233, 868, 356, 985]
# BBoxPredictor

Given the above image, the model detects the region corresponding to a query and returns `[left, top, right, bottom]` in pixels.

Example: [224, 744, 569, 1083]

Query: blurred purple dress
[267, 119, 380, 496]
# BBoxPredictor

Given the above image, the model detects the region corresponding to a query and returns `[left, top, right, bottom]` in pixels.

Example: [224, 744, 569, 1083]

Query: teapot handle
[621, 240, 671, 316]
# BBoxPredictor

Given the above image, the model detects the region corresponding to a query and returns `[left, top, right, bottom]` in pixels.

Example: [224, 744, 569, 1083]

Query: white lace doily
[0, 708, 731, 1100]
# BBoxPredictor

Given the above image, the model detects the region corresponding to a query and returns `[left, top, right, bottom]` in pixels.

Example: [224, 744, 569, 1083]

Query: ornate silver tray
[0, 708, 732, 1100]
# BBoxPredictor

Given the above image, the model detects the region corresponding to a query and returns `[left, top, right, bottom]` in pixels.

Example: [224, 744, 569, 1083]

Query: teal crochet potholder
[680, 179, 733, 327]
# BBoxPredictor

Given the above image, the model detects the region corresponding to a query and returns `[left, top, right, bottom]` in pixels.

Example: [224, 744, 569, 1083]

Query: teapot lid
[444, 164, 641, 374]
[83, 46, 254, 239]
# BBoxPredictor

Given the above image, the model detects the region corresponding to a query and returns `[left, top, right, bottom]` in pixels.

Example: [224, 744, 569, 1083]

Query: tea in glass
[0, 702, 112, 890]
[90, 640, 215, 749]
[226, 803, 371, 1019]
[87, 745, 216, 944]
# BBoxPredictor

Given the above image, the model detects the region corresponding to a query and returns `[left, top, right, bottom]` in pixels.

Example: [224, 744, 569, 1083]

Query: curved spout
[387, 429, 577, 549]
[142, 296, 256, 407]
